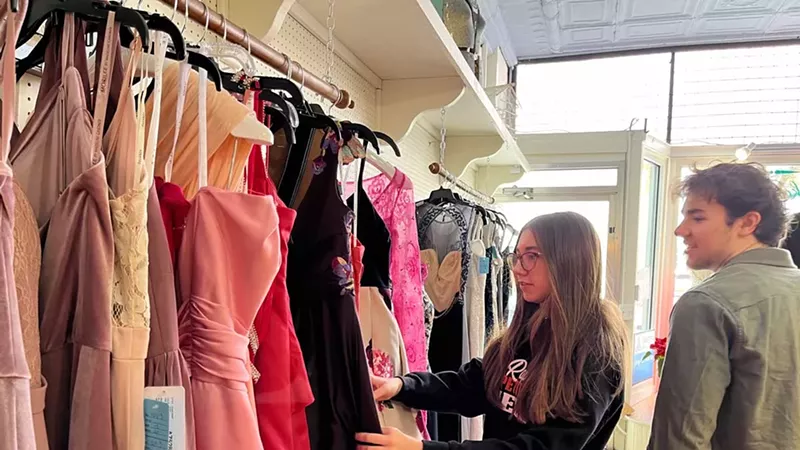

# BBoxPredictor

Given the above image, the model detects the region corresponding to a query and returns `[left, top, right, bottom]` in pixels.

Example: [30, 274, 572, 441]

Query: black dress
[287, 130, 382, 450]
[346, 160, 392, 309]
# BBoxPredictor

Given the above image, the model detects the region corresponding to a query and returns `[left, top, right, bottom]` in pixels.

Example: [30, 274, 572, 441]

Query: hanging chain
[439, 107, 447, 187]
[323, 0, 336, 87]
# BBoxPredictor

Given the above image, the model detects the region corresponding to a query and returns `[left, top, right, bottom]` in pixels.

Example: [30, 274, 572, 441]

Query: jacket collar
[722, 247, 796, 270]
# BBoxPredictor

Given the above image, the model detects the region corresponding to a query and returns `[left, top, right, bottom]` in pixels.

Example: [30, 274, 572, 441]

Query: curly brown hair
[678, 162, 790, 247]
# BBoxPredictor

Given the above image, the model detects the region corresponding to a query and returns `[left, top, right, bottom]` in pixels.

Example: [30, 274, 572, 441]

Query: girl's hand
[356, 427, 423, 450]
[371, 374, 403, 401]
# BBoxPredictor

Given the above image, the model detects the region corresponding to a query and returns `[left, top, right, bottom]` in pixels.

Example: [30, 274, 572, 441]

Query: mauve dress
[0, 5, 36, 450]
[178, 187, 280, 450]
[9, 15, 114, 450]
[145, 181, 195, 450]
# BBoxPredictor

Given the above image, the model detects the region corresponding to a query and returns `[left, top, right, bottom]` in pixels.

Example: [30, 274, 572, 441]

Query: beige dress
[358, 287, 422, 438]
[99, 33, 151, 450]
[148, 65, 254, 199]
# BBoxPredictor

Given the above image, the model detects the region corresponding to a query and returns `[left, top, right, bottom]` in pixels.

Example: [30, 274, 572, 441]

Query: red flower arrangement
[642, 337, 667, 377]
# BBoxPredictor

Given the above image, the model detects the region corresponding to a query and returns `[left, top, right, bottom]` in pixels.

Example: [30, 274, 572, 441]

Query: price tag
[144, 399, 170, 450]
[478, 256, 491, 275]
[144, 386, 186, 450]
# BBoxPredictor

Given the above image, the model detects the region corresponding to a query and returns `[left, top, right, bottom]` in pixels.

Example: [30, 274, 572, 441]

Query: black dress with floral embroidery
[287, 130, 382, 450]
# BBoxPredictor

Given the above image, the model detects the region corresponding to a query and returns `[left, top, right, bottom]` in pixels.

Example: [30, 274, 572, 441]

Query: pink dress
[361, 170, 428, 435]
[178, 187, 280, 450]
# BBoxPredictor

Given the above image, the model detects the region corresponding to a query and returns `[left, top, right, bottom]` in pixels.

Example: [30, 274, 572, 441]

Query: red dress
[154, 176, 191, 266]
[247, 101, 314, 450]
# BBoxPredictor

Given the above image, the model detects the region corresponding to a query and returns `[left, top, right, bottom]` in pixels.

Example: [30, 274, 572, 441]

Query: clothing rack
[429, 162, 496, 204]
[158, 0, 354, 110]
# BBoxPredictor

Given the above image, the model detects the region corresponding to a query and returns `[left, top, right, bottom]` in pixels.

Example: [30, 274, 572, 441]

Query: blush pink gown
[177, 187, 280, 450]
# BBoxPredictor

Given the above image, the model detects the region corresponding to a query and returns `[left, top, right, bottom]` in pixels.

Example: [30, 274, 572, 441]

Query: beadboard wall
[15, 4, 453, 201]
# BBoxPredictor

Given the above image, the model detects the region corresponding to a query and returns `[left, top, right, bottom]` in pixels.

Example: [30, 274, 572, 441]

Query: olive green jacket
[649, 248, 800, 450]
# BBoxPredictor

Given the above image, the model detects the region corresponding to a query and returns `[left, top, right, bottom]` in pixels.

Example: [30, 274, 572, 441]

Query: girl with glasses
[356, 211, 629, 450]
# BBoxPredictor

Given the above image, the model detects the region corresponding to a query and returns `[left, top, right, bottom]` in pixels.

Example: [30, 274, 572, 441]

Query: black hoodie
[393, 302, 623, 450]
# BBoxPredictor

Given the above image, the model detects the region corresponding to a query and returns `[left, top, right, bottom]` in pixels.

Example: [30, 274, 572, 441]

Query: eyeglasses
[507, 251, 541, 272]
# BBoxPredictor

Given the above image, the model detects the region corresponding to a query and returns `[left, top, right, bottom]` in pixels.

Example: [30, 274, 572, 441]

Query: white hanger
[227, 31, 273, 146]
[365, 149, 396, 179]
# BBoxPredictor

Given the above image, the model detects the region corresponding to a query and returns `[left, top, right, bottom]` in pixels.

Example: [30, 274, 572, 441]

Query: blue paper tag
[144, 399, 171, 450]
[479, 256, 491, 275]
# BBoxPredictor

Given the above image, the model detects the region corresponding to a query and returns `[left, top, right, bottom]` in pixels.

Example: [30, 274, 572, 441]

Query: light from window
[671, 45, 800, 145]
[515, 54, 671, 139]
[507, 168, 618, 189]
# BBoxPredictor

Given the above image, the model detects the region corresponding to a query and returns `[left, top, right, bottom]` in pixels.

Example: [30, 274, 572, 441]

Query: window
[515, 44, 800, 146]
[671, 45, 800, 145]
[515, 54, 670, 138]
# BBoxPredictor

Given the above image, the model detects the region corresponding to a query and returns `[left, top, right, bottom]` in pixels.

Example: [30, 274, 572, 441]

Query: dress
[12, 179, 48, 450]
[361, 171, 427, 371]
[0, 174, 35, 450]
[145, 182, 195, 450]
[142, 40, 194, 448]
[178, 187, 281, 450]
[246, 125, 313, 450]
[149, 65, 254, 199]
[10, 15, 114, 449]
[287, 131, 382, 450]
[3, 10, 37, 449]
[97, 32, 151, 450]
[154, 177, 191, 265]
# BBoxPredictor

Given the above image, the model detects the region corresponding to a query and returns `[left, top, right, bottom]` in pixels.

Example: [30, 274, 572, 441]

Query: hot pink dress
[361, 171, 428, 435]
[178, 187, 280, 450]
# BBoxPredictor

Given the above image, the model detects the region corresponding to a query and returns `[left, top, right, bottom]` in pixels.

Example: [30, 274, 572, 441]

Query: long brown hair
[483, 212, 629, 424]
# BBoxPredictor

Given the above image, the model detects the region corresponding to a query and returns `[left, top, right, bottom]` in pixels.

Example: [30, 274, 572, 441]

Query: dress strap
[164, 62, 189, 182]
[0, 7, 18, 172]
[60, 14, 75, 79]
[90, 11, 118, 160]
[145, 32, 168, 184]
[197, 68, 208, 190]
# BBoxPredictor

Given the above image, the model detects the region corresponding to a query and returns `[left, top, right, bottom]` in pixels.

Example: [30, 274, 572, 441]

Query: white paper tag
[144, 386, 186, 450]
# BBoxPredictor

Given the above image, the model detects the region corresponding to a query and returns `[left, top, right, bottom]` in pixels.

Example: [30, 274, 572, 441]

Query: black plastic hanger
[256, 76, 306, 112]
[18, 0, 149, 50]
[427, 186, 458, 204]
[15, 24, 51, 81]
[260, 89, 298, 128]
[374, 131, 401, 157]
[341, 121, 379, 152]
[306, 103, 341, 140]
[263, 103, 296, 147]
[187, 49, 222, 91]
[120, 11, 186, 61]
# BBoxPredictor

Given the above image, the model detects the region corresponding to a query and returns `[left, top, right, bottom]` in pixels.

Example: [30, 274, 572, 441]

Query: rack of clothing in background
[417, 161, 518, 442]
[0, 0, 438, 449]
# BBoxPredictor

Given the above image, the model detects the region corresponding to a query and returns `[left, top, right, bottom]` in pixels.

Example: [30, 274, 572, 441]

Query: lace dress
[99, 34, 151, 450]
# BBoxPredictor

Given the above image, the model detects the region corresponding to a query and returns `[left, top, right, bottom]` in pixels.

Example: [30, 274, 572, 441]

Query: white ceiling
[497, 0, 800, 61]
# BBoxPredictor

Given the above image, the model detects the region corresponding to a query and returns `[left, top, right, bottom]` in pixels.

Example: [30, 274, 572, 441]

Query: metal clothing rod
[429, 162, 495, 204]
[158, 0, 354, 109]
